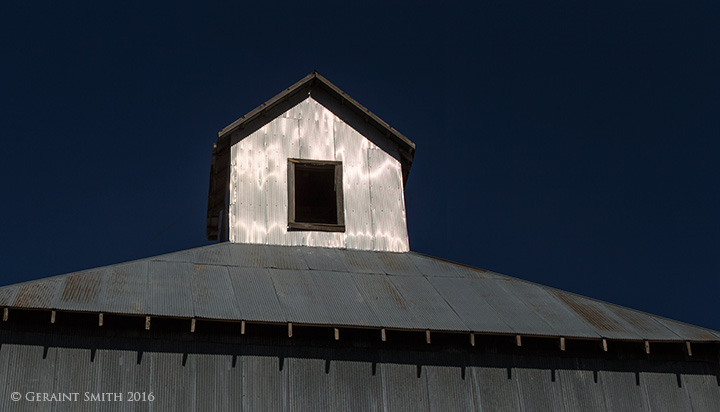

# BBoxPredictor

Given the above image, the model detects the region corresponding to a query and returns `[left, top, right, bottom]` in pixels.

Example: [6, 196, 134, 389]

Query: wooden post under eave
[685, 341, 693, 357]
[50, 310, 56, 324]
[2, 308, 7, 322]
[98, 313, 103, 327]
[601, 338, 608, 352]
[644, 340, 651, 354]
[516, 335, 522, 347]
[145, 316, 151, 330]
[470, 333, 475, 347]
[559, 337, 566, 351]
[381, 328, 387, 342]
[288, 323, 293, 338]
[190, 319, 196, 333]
[334, 328, 340, 341]
[241, 320, 246, 335]
[425, 330, 431, 344]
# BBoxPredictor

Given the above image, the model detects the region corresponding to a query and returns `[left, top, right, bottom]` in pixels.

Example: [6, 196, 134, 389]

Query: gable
[206, 72, 415, 241]
[228, 97, 409, 252]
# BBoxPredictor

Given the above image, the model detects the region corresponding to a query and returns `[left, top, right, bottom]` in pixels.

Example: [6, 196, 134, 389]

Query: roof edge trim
[217, 71, 416, 154]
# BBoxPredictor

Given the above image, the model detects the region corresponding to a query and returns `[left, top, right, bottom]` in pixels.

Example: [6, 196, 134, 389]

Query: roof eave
[217, 71, 416, 156]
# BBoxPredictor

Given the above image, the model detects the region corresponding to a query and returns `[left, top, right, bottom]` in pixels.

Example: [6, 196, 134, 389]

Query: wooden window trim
[287, 158, 345, 232]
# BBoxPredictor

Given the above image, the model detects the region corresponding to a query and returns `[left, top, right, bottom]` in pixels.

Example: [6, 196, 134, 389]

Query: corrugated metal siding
[288, 355, 331, 411]
[195, 352, 240, 412]
[367, 146, 409, 252]
[513, 356, 568, 412]
[266, 117, 299, 247]
[681, 363, 720, 412]
[425, 363, 478, 411]
[95, 345, 152, 412]
[230, 123, 269, 245]
[2, 343, 57, 412]
[641, 365, 694, 411]
[379, 361, 431, 412]
[334, 118, 375, 251]
[597, 359, 652, 411]
[471, 361, 522, 411]
[0, 339, 10, 412]
[328, 356, 384, 412]
[242, 348, 286, 412]
[299, 100, 336, 247]
[150, 349, 197, 410]
[557, 358, 608, 412]
[298, 98, 335, 161]
[228, 96, 409, 252]
[0, 331, 719, 411]
[52, 346, 98, 412]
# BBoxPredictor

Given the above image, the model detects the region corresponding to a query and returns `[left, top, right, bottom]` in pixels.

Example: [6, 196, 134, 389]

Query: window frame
[287, 158, 345, 232]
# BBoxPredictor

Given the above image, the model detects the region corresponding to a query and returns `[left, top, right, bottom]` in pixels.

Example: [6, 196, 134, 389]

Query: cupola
[206, 72, 416, 252]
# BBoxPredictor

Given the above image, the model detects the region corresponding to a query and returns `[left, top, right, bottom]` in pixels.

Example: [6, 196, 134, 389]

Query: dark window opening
[288, 159, 345, 232]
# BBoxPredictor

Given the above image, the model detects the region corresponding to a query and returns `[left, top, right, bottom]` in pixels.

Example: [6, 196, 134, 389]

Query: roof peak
[218, 71, 415, 153]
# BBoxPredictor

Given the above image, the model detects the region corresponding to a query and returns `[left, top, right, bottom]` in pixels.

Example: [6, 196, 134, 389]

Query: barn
[1, 72, 718, 411]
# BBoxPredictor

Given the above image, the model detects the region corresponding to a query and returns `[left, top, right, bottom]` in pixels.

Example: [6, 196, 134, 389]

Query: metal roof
[0, 242, 717, 343]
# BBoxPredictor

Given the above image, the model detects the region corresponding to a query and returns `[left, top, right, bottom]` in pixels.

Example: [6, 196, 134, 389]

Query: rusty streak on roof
[0, 242, 717, 343]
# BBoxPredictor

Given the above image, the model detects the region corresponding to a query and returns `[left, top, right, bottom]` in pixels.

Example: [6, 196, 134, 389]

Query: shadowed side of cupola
[206, 72, 416, 252]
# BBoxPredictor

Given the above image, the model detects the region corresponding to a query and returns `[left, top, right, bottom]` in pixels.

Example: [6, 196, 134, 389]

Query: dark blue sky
[1, 1, 718, 331]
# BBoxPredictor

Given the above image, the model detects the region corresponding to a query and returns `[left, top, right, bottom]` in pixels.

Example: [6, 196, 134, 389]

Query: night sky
[1, 2, 718, 331]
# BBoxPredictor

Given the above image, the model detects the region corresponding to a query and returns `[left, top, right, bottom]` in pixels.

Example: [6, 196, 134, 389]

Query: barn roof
[1, 242, 717, 344]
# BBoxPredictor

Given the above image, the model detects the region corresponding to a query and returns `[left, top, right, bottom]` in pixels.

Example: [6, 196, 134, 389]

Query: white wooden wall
[228, 97, 409, 252]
